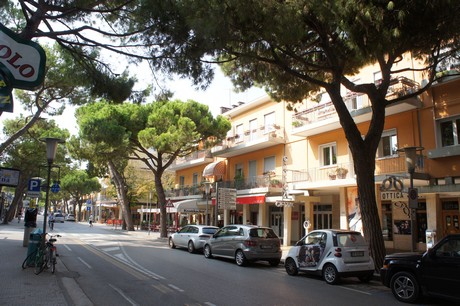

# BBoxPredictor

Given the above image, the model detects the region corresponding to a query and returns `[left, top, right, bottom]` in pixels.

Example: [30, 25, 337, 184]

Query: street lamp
[397, 146, 424, 252]
[41, 137, 64, 244]
[203, 180, 212, 225]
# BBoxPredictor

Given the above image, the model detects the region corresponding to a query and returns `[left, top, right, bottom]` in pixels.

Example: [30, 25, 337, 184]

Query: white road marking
[78, 257, 92, 269]
[108, 283, 139, 306]
[63, 244, 72, 251]
[339, 285, 372, 295]
[102, 246, 120, 252]
[168, 284, 184, 292]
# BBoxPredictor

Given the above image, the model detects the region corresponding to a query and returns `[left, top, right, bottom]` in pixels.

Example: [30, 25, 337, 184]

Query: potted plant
[328, 170, 336, 180]
[336, 167, 348, 179]
[270, 179, 282, 187]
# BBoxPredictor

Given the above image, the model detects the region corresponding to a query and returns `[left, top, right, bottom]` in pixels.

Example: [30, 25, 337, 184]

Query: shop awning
[173, 199, 201, 212]
[203, 160, 226, 177]
[212, 194, 265, 205]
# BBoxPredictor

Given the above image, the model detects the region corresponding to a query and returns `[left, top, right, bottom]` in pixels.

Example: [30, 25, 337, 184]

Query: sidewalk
[0, 218, 68, 306]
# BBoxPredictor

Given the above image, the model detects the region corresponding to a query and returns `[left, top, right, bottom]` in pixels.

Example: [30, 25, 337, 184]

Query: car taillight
[334, 247, 342, 257]
[243, 239, 257, 247]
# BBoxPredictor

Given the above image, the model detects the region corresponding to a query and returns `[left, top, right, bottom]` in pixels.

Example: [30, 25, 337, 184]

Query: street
[46, 221, 412, 306]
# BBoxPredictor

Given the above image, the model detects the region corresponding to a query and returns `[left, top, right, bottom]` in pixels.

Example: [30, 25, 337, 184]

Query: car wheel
[204, 244, 213, 258]
[269, 259, 280, 267]
[390, 271, 420, 303]
[323, 264, 340, 285]
[168, 238, 176, 249]
[187, 241, 195, 253]
[284, 258, 299, 276]
[358, 272, 373, 283]
[235, 250, 247, 266]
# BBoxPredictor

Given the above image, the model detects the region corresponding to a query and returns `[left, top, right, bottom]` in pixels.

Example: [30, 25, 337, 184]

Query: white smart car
[284, 229, 374, 284]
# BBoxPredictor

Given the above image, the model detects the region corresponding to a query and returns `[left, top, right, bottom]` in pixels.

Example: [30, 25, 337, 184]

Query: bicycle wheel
[22, 249, 37, 269]
[50, 249, 56, 273]
[34, 249, 48, 275]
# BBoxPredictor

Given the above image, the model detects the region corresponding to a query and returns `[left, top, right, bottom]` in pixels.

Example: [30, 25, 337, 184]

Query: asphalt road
[52, 221, 446, 306]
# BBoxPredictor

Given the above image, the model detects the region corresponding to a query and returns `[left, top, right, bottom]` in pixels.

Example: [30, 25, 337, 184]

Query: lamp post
[397, 146, 424, 252]
[41, 137, 64, 244]
[203, 181, 212, 225]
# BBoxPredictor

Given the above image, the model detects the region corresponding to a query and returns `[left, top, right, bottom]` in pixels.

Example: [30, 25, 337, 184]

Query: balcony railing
[165, 184, 203, 198]
[226, 125, 283, 146]
[169, 149, 212, 167]
[292, 76, 420, 128]
[375, 154, 425, 175]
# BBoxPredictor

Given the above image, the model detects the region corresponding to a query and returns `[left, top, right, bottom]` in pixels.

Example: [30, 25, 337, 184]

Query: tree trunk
[328, 86, 387, 271]
[155, 172, 167, 238]
[107, 160, 135, 231]
[353, 149, 386, 271]
[2, 179, 27, 224]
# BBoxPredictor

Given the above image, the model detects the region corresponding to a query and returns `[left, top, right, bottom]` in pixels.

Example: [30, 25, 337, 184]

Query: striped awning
[202, 161, 226, 177]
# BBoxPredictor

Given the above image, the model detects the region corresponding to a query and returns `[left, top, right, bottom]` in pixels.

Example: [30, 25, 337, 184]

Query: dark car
[381, 234, 460, 303]
[203, 225, 282, 266]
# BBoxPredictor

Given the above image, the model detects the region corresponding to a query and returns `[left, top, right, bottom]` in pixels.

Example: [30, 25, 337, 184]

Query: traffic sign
[27, 178, 41, 197]
[50, 182, 60, 193]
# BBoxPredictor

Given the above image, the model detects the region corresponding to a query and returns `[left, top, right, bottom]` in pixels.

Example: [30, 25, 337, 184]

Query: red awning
[212, 194, 265, 205]
[203, 161, 226, 177]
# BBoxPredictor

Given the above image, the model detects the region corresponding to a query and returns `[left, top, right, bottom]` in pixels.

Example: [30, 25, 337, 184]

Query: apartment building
[167, 53, 460, 251]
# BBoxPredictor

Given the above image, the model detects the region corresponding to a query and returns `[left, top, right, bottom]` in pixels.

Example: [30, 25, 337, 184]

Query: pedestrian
[17, 212, 21, 223]
[89, 215, 93, 227]
[48, 213, 55, 230]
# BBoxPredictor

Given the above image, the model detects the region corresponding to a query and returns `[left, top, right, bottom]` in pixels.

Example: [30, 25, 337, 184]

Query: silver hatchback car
[169, 225, 219, 253]
[203, 225, 282, 266]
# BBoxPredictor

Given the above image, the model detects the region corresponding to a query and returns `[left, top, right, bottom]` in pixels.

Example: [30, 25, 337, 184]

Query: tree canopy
[132, 0, 460, 269]
[72, 99, 230, 235]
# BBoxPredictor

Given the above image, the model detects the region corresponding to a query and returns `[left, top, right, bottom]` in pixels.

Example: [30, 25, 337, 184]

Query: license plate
[351, 251, 364, 257]
[261, 245, 272, 249]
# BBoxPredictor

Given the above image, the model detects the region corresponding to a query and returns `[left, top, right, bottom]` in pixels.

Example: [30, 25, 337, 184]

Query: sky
[0, 66, 267, 137]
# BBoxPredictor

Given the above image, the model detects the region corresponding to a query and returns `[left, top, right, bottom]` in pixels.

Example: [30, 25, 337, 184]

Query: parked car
[203, 225, 282, 266]
[284, 229, 374, 284]
[53, 213, 65, 223]
[381, 234, 460, 303]
[65, 214, 76, 221]
[169, 225, 219, 253]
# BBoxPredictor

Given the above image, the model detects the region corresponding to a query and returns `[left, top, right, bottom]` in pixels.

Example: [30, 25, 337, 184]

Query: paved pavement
[0, 217, 293, 306]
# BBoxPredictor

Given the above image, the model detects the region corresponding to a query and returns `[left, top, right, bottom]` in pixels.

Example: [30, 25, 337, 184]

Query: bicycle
[22, 233, 61, 274]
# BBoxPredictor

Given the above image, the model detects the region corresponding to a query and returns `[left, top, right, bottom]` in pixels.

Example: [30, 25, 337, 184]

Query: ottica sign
[0, 23, 46, 89]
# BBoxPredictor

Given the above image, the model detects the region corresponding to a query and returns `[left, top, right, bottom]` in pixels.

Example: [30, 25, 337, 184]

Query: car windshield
[202, 227, 218, 235]
[249, 228, 278, 238]
[337, 233, 367, 247]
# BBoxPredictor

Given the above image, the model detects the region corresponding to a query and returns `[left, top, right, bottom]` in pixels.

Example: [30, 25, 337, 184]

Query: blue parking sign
[27, 179, 41, 197]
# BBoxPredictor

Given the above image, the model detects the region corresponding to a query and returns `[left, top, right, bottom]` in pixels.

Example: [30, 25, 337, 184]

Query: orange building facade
[166, 53, 460, 251]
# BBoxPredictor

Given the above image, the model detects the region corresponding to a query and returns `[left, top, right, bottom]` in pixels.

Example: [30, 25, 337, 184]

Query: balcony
[217, 174, 284, 192]
[292, 77, 421, 137]
[211, 125, 285, 158]
[168, 149, 213, 171]
[289, 155, 427, 190]
[166, 184, 204, 199]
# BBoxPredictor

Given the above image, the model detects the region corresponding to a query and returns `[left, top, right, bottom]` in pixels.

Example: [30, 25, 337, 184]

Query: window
[248, 160, 257, 187]
[377, 129, 398, 158]
[249, 119, 258, 140]
[264, 156, 276, 173]
[374, 71, 382, 85]
[179, 176, 185, 187]
[235, 124, 244, 143]
[192, 173, 198, 186]
[264, 112, 276, 132]
[439, 117, 460, 147]
[350, 95, 364, 110]
[320, 143, 337, 166]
